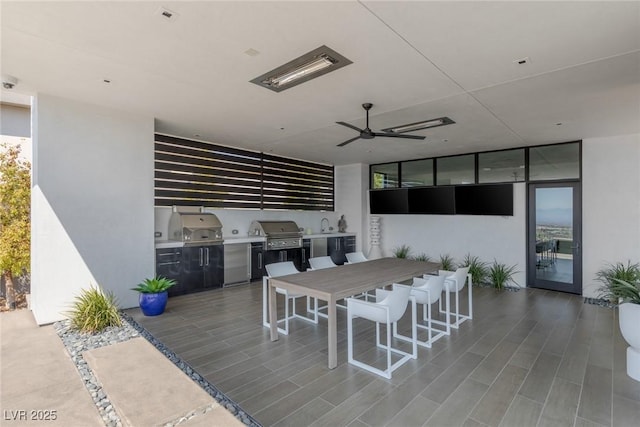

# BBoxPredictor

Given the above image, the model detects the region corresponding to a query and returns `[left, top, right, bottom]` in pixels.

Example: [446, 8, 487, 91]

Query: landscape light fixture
[382, 116, 455, 134]
[251, 45, 352, 93]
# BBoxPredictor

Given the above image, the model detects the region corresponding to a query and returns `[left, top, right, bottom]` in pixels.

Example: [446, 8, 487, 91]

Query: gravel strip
[54, 319, 136, 427]
[55, 313, 261, 427]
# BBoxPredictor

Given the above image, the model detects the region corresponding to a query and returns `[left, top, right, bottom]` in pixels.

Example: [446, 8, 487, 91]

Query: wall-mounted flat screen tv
[369, 189, 408, 214]
[455, 183, 514, 216]
[408, 186, 455, 214]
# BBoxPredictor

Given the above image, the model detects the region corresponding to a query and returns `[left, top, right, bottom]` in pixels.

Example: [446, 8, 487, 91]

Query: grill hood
[169, 212, 223, 245]
[249, 220, 301, 237]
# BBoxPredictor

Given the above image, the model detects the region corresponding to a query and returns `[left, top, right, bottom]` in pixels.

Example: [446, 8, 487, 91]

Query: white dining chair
[262, 261, 317, 335]
[346, 283, 417, 379]
[438, 266, 472, 329]
[407, 275, 450, 347]
[308, 256, 337, 270]
[345, 251, 368, 264]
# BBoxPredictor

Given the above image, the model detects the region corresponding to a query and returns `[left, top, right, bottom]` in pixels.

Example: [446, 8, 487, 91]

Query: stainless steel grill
[168, 212, 223, 246]
[249, 220, 302, 250]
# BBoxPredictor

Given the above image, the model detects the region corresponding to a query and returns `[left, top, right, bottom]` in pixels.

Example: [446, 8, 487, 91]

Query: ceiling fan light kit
[250, 45, 352, 93]
[336, 103, 427, 147]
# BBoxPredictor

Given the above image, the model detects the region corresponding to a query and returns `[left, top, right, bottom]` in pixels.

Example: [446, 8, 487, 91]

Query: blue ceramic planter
[139, 291, 168, 316]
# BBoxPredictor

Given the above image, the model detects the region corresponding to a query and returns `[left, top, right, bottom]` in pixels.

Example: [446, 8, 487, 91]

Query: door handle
[199, 248, 203, 266]
[258, 252, 262, 269]
[205, 248, 210, 266]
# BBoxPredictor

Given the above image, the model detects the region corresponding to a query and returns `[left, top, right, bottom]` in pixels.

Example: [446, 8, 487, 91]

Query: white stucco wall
[582, 133, 640, 298]
[31, 94, 154, 324]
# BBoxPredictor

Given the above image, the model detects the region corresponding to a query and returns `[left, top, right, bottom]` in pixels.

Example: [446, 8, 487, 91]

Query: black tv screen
[369, 189, 408, 214]
[455, 184, 513, 216]
[408, 186, 455, 214]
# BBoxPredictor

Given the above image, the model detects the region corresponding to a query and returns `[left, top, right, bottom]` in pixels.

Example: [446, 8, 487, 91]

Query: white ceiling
[2, 1, 639, 166]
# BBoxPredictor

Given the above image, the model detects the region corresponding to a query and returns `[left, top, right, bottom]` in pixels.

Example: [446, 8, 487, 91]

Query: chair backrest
[345, 251, 368, 264]
[309, 256, 337, 270]
[412, 274, 446, 304]
[378, 283, 412, 322]
[265, 261, 299, 278]
[444, 266, 470, 292]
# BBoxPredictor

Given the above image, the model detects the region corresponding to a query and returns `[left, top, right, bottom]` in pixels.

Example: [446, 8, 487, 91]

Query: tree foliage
[0, 143, 31, 309]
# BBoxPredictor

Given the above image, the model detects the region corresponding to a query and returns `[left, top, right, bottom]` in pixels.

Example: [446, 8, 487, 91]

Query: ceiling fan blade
[336, 121, 364, 133]
[337, 136, 362, 147]
[373, 132, 426, 140]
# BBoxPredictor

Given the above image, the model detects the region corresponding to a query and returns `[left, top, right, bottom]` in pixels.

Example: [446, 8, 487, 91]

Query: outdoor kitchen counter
[303, 232, 356, 239]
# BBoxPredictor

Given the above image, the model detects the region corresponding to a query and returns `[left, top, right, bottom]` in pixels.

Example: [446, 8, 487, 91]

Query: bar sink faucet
[321, 217, 329, 233]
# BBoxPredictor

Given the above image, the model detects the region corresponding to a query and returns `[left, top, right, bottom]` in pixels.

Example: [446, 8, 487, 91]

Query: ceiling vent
[250, 45, 352, 93]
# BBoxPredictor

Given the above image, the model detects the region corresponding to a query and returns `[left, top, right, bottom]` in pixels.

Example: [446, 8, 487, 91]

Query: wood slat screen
[155, 134, 334, 211]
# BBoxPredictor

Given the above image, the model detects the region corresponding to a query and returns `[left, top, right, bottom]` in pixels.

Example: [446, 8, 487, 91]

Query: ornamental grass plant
[67, 285, 122, 334]
[392, 244, 412, 259]
[461, 253, 489, 286]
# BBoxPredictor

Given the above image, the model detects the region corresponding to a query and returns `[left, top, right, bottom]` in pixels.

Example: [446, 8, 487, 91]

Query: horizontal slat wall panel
[155, 134, 333, 211]
[155, 134, 262, 209]
[261, 153, 334, 211]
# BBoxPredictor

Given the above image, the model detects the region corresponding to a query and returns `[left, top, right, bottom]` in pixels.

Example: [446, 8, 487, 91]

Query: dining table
[268, 257, 441, 369]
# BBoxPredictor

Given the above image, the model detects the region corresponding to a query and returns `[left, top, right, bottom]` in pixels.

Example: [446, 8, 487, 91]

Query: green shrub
[488, 261, 519, 290]
[131, 276, 176, 293]
[439, 254, 456, 271]
[392, 245, 412, 259]
[67, 285, 122, 334]
[412, 252, 432, 262]
[461, 253, 489, 286]
[596, 261, 640, 303]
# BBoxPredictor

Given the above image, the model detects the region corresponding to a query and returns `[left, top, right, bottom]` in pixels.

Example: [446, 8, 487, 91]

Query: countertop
[155, 232, 355, 248]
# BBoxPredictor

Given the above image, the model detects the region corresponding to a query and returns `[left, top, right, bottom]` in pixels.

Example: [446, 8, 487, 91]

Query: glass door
[528, 182, 582, 294]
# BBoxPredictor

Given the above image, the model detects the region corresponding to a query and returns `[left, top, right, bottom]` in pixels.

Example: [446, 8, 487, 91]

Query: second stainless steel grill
[249, 220, 302, 250]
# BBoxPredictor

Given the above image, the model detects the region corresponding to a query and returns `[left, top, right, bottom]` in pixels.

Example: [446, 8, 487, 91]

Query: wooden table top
[271, 257, 441, 301]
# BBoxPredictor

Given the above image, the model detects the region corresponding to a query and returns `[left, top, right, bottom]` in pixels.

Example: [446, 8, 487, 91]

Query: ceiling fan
[336, 103, 426, 147]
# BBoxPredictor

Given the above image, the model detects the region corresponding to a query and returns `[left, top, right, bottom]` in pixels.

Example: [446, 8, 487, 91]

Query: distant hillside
[537, 208, 572, 227]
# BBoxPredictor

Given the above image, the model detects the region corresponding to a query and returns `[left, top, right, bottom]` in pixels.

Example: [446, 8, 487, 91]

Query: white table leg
[328, 296, 337, 369]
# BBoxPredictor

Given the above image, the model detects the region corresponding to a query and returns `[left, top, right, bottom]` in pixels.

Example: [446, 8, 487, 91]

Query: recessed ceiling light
[103, 79, 111, 84]
[194, 134, 201, 138]
[514, 56, 531, 65]
[382, 117, 455, 134]
[244, 48, 260, 57]
[483, 167, 492, 171]
[556, 122, 563, 126]
[250, 45, 352, 93]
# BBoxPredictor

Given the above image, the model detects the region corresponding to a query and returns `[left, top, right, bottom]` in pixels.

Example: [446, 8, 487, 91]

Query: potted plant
[596, 261, 640, 303]
[131, 276, 176, 316]
[596, 261, 640, 381]
[488, 260, 518, 291]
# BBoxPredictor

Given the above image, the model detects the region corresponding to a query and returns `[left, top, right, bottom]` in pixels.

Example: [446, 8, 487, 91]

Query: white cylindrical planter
[367, 216, 383, 260]
[619, 303, 640, 381]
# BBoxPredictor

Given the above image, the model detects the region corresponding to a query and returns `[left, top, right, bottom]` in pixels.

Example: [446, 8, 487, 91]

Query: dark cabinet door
[345, 236, 356, 255]
[287, 248, 304, 271]
[203, 245, 224, 289]
[156, 248, 183, 297]
[328, 237, 348, 265]
[250, 242, 265, 280]
[180, 246, 205, 294]
[263, 249, 304, 271]
[301, 240, 311, 271]
[263, 250, 282, 267]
